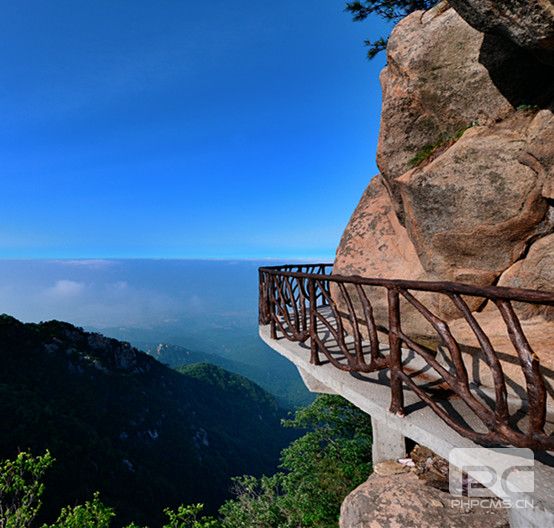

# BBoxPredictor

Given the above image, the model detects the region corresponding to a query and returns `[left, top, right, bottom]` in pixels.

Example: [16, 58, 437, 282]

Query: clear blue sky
[0, 0, 389, 259]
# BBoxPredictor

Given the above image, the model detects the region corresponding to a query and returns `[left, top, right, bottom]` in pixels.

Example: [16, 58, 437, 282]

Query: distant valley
[136, 341, 313, 408]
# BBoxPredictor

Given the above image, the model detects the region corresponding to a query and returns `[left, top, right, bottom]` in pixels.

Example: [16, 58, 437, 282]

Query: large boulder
[335, 3, 554, 328]
[334, 175, 424, 283]
[376, 4, 550, 221]
[448, 0, 554, 65]
[397, 116, 552, 287]
[378, 5, 509, 183]
[339, 472, 509, 528]
[527, 108, 554, 198]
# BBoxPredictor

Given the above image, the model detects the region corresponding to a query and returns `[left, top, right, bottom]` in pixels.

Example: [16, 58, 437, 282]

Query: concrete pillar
[371, 416, 406, 464]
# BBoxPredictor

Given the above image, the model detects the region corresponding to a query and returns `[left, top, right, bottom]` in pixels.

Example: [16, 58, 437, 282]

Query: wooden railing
[258, 264, 554, 450]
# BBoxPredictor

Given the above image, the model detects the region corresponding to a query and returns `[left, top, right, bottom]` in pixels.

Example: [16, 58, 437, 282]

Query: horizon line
[0, 256, 335, 262]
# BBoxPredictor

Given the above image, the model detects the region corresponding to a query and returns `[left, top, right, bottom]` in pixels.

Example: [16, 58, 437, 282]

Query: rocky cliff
[334, 1, 554, 329]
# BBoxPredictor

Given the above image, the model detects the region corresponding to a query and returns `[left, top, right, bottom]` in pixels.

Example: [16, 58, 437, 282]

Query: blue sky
[0, 1, 389, 259]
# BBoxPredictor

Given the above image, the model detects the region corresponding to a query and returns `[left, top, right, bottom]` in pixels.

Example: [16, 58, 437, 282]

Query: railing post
[301, 278, 308, 340]
[388, 288, 405, 416]
[269, 275, 277, 339]
[258, 270, 267, 325]
[308, 278, 321, 365]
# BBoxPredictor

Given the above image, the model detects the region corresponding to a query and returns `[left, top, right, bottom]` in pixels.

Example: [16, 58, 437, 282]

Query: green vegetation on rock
[408, 124, 473, 168]
[516, 104, 540, 112]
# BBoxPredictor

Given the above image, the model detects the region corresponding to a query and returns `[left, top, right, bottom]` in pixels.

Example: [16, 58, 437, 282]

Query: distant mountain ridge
[138, 341, 313, 408]
[0, 314, 296, 527]
[139, 341, 249, 375]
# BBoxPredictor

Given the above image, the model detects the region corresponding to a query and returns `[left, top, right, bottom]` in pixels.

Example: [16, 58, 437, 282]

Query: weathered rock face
[448, 0, 554, 65]
[334, 174, 424, 283]
[334, 3, 554, 327]
[375, 3, 552, 222]
[528, 108, 554, 198]
[398, 117, 552, 286]
[377, 5, 512, 202]
[333, 174, 427, 331]
[497, 233, 554, 320]
[339, 472, 509, 528]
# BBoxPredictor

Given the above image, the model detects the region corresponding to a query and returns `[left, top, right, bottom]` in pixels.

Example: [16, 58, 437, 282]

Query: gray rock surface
[448, 0, 554, 65]
[397, 117, 552, 287]
[339, 471, 509, 528]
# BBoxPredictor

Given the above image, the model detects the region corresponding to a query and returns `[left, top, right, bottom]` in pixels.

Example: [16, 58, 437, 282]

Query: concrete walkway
[260, 318, 554, 528]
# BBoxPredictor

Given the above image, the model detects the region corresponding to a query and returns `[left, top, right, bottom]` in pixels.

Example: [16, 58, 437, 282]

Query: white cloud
[46, 280, 86, 298]
[51, 259, 115, 269]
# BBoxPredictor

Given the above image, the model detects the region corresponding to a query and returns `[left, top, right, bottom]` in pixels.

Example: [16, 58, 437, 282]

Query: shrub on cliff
[345, 0, 437, 58]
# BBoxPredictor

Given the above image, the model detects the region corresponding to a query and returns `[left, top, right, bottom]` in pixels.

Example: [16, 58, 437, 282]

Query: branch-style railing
[258, 264, 554, 450]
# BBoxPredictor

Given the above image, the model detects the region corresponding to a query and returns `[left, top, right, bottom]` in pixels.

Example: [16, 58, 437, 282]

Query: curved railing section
[258, 264, 554, 450]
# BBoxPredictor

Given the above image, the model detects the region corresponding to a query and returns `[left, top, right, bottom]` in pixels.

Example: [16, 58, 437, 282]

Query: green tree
[345, 0, 437, 58]
[162, 504, 220, 528]
[220, 395, 373, 528]
[46, 493, 115, 528]
[1, 396, 372, 528]
[0, 451, 219, 528]
[220, 475, 287, 528]
[0, 451, 53, 528]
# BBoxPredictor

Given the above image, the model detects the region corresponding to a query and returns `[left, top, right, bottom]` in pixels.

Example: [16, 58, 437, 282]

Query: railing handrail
[259, 263, 554, 450]
[259, 263, 333, 270]
[259, 264, 554, 305]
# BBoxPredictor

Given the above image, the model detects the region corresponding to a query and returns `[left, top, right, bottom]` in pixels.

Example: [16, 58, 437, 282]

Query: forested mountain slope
[0, 315, 295, 526]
